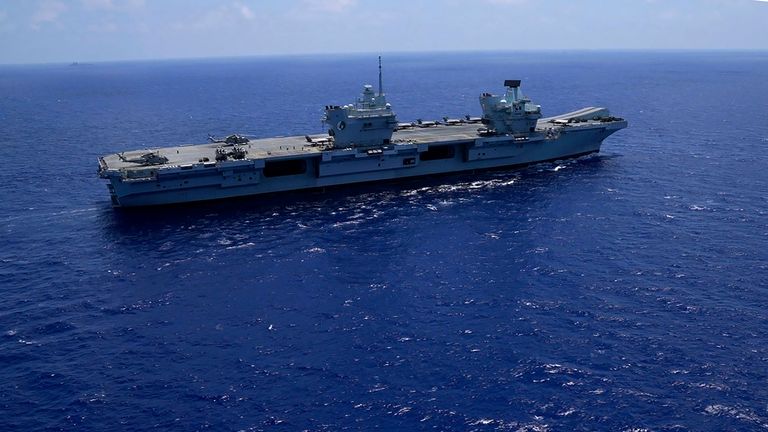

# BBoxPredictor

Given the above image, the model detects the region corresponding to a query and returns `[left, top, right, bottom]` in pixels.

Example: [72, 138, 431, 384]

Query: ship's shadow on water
[102, 154, 612, 236]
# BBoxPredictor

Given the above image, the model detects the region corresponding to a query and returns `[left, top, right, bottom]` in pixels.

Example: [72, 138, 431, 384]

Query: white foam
[225, 242, 255, 250]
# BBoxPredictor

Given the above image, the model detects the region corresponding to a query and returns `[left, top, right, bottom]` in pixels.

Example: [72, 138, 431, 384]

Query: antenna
[378, 56, 383, 96]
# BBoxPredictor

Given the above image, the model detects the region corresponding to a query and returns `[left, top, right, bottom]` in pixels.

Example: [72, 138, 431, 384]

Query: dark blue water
[1, 51, 767, 431]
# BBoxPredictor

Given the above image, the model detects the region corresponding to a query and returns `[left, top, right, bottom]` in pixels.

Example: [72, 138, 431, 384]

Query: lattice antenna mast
[378, 56, 383, 96]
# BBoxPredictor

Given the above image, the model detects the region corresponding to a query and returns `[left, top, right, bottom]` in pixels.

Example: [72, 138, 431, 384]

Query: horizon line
[2, 48, 768, 67]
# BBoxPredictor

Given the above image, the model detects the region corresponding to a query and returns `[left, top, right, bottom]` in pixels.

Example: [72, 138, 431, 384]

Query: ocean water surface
[0, 51, 767, 431]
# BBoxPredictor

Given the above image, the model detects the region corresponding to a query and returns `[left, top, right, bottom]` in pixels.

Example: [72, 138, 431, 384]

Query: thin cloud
[80, 0, 145, 10]
[237, 2, 256, 20]
[301, 0, 357, 13]
[31, 0, 67, 29]
[87, 21, 119, 33]
[81, 0, 114, 8]
[174, 2, 257, 31]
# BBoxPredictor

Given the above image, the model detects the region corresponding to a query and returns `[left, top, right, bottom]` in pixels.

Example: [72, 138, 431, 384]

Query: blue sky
[1, 0, 767, 64]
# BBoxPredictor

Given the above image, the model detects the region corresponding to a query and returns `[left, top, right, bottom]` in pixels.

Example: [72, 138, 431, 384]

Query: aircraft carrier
[98, 58, 627, 207]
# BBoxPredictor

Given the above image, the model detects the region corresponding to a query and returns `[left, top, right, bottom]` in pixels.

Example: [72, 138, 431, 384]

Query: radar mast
[378, 56, 384, 96]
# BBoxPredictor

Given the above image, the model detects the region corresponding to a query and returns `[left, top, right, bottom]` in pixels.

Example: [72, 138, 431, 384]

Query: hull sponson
[102, 119, 625, 207]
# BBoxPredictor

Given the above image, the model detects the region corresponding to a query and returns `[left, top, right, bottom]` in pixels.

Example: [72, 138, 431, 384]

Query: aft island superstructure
[98, 58, 627, 207]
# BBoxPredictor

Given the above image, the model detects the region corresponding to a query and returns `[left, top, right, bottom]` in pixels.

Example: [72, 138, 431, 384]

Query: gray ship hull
[99, 108, 626, 207]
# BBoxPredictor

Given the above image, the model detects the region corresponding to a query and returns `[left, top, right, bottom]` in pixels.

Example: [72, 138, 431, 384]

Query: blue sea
[1, 51, 767, 431]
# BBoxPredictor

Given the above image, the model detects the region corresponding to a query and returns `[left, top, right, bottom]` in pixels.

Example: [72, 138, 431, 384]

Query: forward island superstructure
[98, 58, 627, 207]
